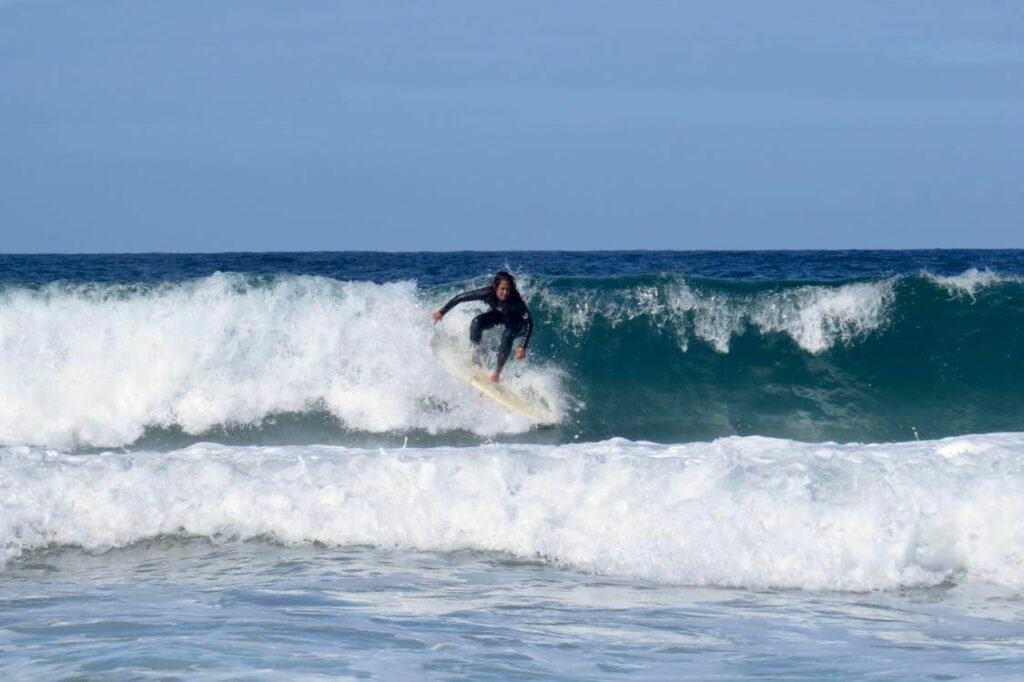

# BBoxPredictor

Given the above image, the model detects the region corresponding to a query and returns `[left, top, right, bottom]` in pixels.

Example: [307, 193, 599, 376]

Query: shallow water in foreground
[3, 540, 1023, 680]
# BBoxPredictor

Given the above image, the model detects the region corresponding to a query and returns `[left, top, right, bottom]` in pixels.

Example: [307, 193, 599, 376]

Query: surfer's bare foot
[489, 371, 500, 383]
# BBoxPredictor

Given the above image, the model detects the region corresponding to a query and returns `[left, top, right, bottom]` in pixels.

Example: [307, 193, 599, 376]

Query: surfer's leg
[470, 311, 500, 345]
[470, 312, 501, 366]
[495, 325, 519, 373]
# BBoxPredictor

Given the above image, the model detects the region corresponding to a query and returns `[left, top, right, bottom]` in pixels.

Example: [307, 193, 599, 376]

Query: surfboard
[466, 365, 556, 423]
[434, 340, 557, 423]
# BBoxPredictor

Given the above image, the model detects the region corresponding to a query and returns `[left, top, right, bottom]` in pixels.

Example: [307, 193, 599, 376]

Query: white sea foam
[0, 274, 565, 448]
[2, 433, 1023, 591]
[537, 278, 896, 353]
[741, 280, 896, 354]
[925, 268, 1023, 300]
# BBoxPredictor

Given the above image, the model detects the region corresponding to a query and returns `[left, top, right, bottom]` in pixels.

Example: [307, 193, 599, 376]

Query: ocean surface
[2, 250, 1023, 679]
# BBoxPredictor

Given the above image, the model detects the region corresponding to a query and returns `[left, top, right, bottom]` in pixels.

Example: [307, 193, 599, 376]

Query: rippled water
[2, 540, 1022, 680]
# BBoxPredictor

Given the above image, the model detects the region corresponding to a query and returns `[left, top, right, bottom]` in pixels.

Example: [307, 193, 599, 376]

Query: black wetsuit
[439, 286, 533, 372]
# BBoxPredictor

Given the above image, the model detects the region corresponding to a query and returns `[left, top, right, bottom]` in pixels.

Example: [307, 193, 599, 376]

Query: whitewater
[2, 251, 1024, 679]
[5, 435, 1024, 590]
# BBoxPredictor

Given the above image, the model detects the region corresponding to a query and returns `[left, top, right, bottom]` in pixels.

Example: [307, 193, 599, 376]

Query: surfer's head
[492, 271, 516, 301]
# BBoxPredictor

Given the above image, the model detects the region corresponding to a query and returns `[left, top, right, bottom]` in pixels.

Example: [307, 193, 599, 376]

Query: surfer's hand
[432, 310, 443, 324]
[489, 371, 501, 383]
[515, 347, 526, 360]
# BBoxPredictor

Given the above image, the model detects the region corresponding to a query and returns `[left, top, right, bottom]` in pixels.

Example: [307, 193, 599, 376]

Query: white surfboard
[435, 341, 557, 424]
[466, 365, 557, 423]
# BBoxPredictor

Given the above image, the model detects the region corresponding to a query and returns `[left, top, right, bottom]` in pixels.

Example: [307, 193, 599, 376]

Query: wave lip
[683, 278, 896, 353]
[924, 268, 1024, 299]
[3, 434, 1023, 591]
[536, 276, 897, 353]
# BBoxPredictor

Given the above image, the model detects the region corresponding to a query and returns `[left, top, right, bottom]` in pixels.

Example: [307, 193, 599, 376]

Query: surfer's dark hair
[492, 271, 517, 292]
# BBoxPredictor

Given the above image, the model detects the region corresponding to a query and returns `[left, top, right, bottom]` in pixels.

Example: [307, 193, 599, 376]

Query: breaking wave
[0, 269, 1022, 447]
[3, 434, 1023, 590]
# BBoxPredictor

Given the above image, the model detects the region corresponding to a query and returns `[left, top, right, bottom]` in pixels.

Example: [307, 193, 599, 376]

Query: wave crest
[924, 268, 1024, 299]
[536, 277, 895, 353]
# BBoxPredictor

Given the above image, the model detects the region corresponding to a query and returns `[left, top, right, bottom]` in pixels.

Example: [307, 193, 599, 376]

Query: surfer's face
[495, 281, 511, 301]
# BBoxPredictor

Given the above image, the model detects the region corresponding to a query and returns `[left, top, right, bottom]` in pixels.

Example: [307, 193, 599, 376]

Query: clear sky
[2, 1, 1022, 252]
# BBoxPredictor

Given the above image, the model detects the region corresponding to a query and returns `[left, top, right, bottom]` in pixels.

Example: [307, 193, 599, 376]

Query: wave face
[4, 434, 1024, 590]
[530, 268, 1024, 443]
[1, 264, 1023, 447]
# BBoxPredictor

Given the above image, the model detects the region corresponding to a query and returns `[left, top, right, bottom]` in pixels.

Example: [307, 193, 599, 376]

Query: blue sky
[2, 1, 1022, 252]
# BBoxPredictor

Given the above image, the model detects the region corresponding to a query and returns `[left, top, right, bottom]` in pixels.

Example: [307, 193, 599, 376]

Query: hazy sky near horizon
[2, 1, 1022, 252]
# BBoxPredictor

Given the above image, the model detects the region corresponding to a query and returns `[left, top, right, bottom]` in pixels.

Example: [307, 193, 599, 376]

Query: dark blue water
[2, 249, 1022, 285]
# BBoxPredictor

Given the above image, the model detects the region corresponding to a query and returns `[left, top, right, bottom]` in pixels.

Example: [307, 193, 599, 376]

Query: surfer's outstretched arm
[432, 286, 491, 323]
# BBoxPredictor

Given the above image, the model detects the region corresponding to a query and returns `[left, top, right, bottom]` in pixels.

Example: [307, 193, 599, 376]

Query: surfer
[432, 271, 533, 382]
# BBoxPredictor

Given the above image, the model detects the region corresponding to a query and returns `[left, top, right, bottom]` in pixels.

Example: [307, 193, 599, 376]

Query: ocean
[2, 250, 1023, 679]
